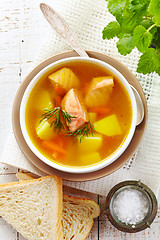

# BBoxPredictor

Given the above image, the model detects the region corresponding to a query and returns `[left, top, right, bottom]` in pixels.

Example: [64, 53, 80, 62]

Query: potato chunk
[88, 112, 97, 124]
[48, 67, 80, 92]
[93, 114, 122, 136]
[36, 120, 56, 140]
[79, 152, 101, 165]
[85, 76, 114, 107]
[78, 134, 102, 153]
[33, 90, 53, 112]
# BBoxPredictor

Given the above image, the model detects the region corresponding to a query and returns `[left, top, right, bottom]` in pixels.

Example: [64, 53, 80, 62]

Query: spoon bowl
[130, 85, 144, 125]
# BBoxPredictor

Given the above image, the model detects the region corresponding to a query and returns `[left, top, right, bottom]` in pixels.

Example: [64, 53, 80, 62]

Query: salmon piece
[85, 76, 114, 107]
[61, 89, 89, 132]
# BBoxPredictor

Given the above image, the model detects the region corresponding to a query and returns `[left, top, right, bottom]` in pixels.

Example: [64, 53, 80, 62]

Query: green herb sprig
[66, 121, 96, 142]
[39, 108, 96, 141]
[40, 107, 76, 133]
[40, 106, 95, 142]
[40, 107, 63, 132]
[102, 0, 160, 76]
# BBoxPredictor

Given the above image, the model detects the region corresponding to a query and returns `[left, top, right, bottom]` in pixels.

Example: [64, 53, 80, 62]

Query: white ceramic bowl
[20, 57, 137, 173]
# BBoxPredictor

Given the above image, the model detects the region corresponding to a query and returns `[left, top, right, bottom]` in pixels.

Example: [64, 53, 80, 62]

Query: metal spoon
[40, 3, 88, 58]
[130, 85, 144, 125]
[40, 3, 144, 125]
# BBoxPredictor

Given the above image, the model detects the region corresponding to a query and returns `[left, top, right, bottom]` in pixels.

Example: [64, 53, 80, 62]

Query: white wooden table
[0, 1, 160, 239]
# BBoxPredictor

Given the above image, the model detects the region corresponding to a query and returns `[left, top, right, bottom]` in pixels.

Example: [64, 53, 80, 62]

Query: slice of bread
[16, 172, 100, 240]
[62, 194, 100, 240]
[0, 175, 63, 240]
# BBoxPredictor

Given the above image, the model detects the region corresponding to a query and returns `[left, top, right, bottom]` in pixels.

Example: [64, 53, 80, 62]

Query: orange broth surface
[25, 61, 132, 168]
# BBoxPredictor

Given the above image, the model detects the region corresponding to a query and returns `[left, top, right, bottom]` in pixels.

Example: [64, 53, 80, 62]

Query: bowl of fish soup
[20, 57, 137, 173]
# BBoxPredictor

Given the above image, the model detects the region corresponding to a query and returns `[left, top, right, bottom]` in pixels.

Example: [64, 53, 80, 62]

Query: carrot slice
[88, 107, 109, 114]
[55, 84, 66, 96]
[81, 84, 89, 94]
[55, 96, 62, 106]
[42, 140, 67, 155]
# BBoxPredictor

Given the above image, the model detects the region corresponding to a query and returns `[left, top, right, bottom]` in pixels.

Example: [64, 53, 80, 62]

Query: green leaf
[121, 10, 147, 33]
[121, 11, 139, 33]
[102, 21, 121, 39]
[131, 0, 150, 4]
[156, 48, 160, 57]
[141, 19, 157, 36]
[133, 25, 153, 53]
[155, 65, 160, 75]
[117, 34, 135, 55]
[129, 0, 150, 12]
[155, 48, 160, 75]
[152, 27, 160, 48]
[137, 48, 159, 74]
[148, 0, 160, 27]
[107, 0, 126, 22]
[121, 1, 149, 33]
[117, 32, 126, 39]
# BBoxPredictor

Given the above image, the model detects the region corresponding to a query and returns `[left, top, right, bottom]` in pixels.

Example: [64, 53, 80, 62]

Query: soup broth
[25, 61, 132, 168]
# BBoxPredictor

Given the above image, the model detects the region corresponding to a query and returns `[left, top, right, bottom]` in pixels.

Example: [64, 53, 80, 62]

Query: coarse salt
[112, 188, 149, 225]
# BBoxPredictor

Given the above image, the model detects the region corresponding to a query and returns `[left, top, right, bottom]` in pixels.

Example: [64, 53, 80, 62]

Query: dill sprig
[39, 108, 95, 142]
[39, 107, 76, 133]
[67, 121, 96, 142]
[40, 107, 63, 132]
[61, 109, 76, 124]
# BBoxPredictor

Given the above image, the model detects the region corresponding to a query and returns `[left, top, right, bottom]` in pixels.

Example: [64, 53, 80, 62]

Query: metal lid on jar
[105, 180, 158, 233]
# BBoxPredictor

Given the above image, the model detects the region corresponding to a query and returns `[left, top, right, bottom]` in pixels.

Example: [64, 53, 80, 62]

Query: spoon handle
[40, 3, 89, 58]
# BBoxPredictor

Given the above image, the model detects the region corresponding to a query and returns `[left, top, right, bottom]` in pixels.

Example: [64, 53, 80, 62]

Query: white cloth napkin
[1, 0, 160, 202]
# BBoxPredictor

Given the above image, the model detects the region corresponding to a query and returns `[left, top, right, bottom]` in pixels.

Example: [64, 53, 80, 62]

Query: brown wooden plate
[12, 50, 147, 181]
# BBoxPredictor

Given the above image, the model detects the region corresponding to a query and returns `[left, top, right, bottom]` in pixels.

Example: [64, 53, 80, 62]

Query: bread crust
[63, 194, 100, 218]
[0, 175, 60, 188]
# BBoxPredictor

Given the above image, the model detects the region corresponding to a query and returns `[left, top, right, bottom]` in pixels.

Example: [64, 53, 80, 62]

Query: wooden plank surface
[0, 0, 160, 239]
